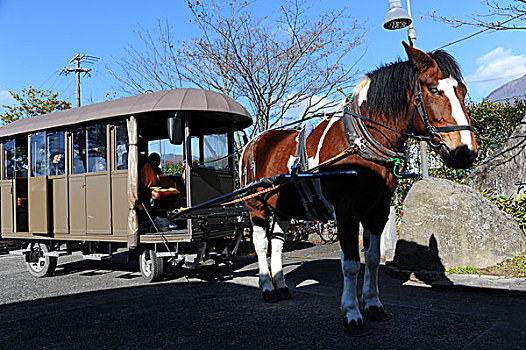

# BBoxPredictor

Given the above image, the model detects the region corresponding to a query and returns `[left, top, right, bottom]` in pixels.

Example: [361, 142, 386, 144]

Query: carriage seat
[150, 186, 180, 200]
[139, 161, 181, 200]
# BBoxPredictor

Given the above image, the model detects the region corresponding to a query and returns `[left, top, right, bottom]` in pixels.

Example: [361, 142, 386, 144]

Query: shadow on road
[3, 256, 526, 349]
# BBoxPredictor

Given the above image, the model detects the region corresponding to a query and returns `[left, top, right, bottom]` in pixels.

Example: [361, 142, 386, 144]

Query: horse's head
[403, 42, 478, 169]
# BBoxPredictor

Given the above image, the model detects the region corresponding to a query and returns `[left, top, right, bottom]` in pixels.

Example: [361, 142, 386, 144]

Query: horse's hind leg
[253, 223, 277, 302]
[270, 219, 291, 300]
[337, 209, 370, 336]
[362, 229, 390, 322]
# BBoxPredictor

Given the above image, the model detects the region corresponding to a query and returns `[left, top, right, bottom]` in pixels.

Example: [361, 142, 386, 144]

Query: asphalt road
[1, 242, 526, 349]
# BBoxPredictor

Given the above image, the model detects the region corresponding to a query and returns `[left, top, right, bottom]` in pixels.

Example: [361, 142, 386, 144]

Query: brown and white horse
[239, 43, 478, 336]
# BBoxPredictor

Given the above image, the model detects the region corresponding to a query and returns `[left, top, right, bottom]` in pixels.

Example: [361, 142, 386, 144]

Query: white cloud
[466, 47, 526, 100]
[0, 90, 15, 106]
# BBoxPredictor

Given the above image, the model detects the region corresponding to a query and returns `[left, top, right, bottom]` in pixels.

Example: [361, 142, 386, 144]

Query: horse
[238, 42, 478, 336]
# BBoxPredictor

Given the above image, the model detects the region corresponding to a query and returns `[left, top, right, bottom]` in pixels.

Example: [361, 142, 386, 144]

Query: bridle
[410, 74, 474, 151]
[343, 72, 475, 170]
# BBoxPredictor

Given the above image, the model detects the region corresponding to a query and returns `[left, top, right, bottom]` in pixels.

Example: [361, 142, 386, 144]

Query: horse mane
[363, 50, 462, 118]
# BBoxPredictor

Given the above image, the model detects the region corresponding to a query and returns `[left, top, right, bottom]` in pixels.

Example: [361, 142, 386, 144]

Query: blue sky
[1, 0, 525, 114]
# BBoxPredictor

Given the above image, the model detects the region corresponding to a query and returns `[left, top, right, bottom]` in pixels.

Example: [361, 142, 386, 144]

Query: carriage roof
[0, 88, 252, 138]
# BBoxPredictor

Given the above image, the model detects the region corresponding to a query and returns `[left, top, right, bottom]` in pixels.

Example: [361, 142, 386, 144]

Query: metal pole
[406, 0, 429, 178]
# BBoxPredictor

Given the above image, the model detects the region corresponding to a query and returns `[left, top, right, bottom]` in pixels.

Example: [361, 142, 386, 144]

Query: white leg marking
[362, 230, 383, 310]
[270, 221, 288, 290]
[437, 77, 473, 150]
[253, 225, 273, 292]
[341, 254, 362, 323]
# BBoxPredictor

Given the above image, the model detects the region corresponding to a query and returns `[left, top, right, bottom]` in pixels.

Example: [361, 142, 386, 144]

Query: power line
[435, 13, 526, 51]
[37, 69, 60, 90]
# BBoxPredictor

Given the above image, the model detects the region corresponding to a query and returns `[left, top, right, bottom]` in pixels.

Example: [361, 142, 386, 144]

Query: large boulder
[392, 178, 525, 271]
[464, 115, 526, 198]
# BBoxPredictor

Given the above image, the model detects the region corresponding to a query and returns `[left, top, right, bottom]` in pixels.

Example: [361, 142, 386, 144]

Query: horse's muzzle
[441, 144, 477, 169]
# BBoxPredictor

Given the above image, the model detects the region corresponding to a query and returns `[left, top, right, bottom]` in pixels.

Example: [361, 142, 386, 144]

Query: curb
[385, 264, 526, 293]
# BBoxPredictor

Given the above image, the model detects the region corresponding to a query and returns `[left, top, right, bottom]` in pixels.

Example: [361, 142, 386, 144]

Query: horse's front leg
[338, 215, 370, 337]
[362, 229, 390, 322]
[252, 224, 276, 302]
[270, 220, 291, 300]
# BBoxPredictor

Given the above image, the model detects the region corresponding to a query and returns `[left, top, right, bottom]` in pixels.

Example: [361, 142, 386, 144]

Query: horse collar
[343, 98, 407, 166]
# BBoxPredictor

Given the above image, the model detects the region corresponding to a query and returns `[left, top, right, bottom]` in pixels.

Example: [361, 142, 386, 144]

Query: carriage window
[16, 139, 28, 178]
[115, 123, 128, 170]
[72, 129, 86, 174]
[87, 125, 107, 172]
[148, 139, 183, 175]
[203, 134, 229, 170]
[48, 131, 65, 175]
[4, 139, 15, 179]
[191, 136, 200, 166]
[31, 132, 47, 176]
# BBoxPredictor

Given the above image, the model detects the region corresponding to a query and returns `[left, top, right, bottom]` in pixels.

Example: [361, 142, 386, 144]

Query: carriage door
[0, 180, 14, 233]
[69, 125, 111, 235]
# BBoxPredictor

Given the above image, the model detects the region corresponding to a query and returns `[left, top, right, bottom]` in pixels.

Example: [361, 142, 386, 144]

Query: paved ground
[1, 241, 526, 349]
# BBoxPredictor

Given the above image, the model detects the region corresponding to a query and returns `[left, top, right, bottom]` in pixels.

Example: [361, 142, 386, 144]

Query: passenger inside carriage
[148, 152, 162, 175]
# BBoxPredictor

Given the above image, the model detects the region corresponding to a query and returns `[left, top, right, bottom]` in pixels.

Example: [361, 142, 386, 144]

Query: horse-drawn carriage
[1, 88, 255, 281]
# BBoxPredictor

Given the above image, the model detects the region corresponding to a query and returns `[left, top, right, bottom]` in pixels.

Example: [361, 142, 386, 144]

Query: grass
[448, 251, 526, 278]
[490, 251, 526, 278]
[447, 266, 481, 275]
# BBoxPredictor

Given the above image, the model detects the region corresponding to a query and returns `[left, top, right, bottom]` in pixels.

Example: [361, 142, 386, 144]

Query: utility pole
[62, 54, 99, 107]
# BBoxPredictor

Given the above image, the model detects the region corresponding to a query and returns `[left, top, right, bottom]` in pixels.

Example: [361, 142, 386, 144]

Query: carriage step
[155, 252, 178, 258]
[83, 254, 111, 261]
[9, 249, 30, 256]
[45, 251, 69, 258]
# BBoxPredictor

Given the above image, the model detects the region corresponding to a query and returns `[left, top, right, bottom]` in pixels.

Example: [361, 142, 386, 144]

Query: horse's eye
[429, 88, 442, 96]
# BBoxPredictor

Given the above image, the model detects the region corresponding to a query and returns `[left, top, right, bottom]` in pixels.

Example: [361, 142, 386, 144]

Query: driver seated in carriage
[139, 153, 184, 206]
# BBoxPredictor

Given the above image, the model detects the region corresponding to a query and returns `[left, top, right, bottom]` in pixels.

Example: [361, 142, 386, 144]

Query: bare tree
[108, 0, 364, 137]
[430, 0, 526, 30]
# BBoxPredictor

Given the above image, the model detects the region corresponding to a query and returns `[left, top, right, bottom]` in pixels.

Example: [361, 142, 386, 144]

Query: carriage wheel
[26, 243, 58, 278]
[139, 249, 164, 282]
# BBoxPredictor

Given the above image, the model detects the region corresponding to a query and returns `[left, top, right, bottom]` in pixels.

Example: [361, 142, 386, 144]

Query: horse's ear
[402, 41, 435, 73]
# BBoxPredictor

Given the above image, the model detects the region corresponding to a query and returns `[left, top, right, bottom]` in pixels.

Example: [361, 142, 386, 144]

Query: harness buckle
[428, 130, 444, 149]
[354, 137, 367, 153]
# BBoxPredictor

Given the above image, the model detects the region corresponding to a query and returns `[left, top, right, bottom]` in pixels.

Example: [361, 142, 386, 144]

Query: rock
[464, 115, 526, 198]
[392, 178, 525, 271]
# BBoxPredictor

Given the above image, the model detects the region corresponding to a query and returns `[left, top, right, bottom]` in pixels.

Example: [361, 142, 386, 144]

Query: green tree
[1, 86, 71, 125]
